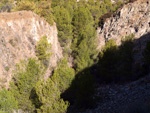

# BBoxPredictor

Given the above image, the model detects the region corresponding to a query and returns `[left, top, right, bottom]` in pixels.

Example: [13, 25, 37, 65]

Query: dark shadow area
[125, 96, 150, 113]
[95, 33, 150, 83]
[129, 0, 138, 3]
[99, 12, 113, 29]
[61, 67, 98, 113]
[95, 35, 134, 83]
[30, 88, 43, 111]
[62, 33, 150, 112]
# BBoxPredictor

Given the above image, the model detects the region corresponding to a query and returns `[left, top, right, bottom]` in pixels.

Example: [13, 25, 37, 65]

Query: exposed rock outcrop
[0, 11, 63, 88]
[98, 0, 150, 47]
[97, 0, 150, 70]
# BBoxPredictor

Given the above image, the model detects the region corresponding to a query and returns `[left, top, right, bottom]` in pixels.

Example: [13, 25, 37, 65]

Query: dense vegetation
[35, 35, 52, 67]
[0, 36, 75, 112]
[1, 0, 149, 113]
[0, 89, 18, 112]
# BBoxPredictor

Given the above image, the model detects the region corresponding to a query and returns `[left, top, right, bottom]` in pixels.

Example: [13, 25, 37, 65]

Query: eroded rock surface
[0, 11, 62, 88]
[98, 0, 150, 47]
[97, 0, 150, 70]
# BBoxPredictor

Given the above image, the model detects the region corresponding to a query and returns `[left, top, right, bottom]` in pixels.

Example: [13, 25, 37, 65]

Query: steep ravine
[0, 11, 63, 88]
[84, 0, 150, 112]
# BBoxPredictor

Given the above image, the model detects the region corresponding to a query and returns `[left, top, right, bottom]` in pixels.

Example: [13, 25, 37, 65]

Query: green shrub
[72, 6, 98, 73]
[0, 89, 18, 113]
[35, 78, 69, 113]
[34, 1, 54, 25]
[10, 58, 45, 112]
[34, 58, 75, 112]
[116, 1, 123, 8]
[4, 66, 9, 72]
[52, 58, 75, 93]
[14, 0, 36, 11]
[0, 0, 14, 12]
[14, 0, 54, 25]
[53, 6, 73, 47]
[35, 35, 52, 67]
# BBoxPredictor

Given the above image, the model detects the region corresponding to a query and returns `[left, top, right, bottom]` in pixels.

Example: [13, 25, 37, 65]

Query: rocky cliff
[0, 11, 63, 88]
[97, 0, 150, 70]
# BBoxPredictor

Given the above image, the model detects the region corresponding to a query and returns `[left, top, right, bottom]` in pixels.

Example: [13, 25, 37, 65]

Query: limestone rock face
[98, 0, 150, 47]
[97, 0, 150, 69]
[0, 11, 63, 88]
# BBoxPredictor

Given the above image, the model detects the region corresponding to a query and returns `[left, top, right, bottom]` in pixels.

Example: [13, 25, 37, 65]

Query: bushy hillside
[1, 0, 150, 113]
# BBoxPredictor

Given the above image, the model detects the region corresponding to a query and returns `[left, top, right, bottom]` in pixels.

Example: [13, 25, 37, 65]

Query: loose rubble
[82, 74, 150, 113]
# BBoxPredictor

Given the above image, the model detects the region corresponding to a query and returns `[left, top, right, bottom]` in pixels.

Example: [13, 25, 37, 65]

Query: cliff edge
[0, 11, 63, 88]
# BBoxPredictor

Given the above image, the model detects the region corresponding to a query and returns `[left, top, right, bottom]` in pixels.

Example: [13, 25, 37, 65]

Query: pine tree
[0, 89, 18, 112]
[35, 78, 68, 113]
[53, 6, 73, 47]
[10, 58, 45, 112]
[52, 58, 75, 92]
[72, 6, 98, 72]
[35, 35, 51, 67]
